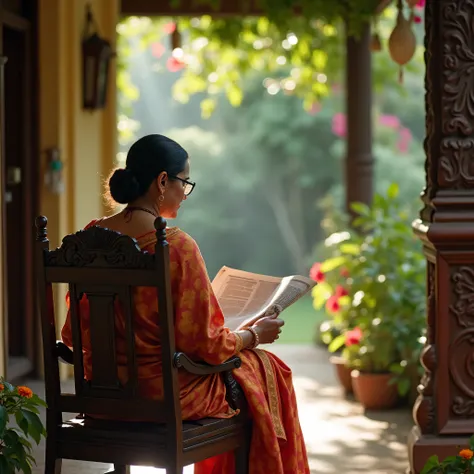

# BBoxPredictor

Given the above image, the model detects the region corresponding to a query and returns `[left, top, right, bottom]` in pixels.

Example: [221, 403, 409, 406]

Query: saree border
[255, 349, 286, 441]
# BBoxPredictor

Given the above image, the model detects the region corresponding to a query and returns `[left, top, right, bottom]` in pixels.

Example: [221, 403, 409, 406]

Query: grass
[275, 294, 327, 345]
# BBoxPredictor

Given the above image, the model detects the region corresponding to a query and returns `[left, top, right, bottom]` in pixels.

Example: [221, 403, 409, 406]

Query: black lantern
[82, 4, 115, 110]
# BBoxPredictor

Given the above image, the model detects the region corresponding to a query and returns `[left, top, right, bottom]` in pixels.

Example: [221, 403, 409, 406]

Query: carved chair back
[34, 215, 183, 451]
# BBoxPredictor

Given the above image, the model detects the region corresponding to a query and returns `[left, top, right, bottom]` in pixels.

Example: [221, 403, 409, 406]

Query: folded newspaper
[211, 266, 317, 331]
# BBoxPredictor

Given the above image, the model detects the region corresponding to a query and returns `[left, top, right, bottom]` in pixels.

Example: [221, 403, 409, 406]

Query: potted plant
[422, 436, 474, 473]
[310, 183, 426, 408]
[0, 378, 47, 473]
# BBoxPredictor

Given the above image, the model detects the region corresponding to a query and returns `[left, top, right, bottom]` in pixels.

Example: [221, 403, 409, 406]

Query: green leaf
[0, 404, 7, 437]
[0, 455, 11, 474]
[350, 201, 371, 217]
[339, 243, 360, 255]
[387, 182, 399, 199]
[21, 410, 45, 445]
[15, 411, 29, 436]
[200, 97, 217, 119]
[397, 378, 410, 396]
[320, 256, 345, 273]
[328, 334, 346, 353]
[420, 455, 440, 474]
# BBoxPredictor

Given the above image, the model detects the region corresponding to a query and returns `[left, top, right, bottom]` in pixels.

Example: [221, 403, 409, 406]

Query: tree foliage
[116, 3, 424, 132]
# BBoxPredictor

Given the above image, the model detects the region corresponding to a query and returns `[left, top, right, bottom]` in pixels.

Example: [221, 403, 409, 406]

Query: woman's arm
[170, 231, 284, 364]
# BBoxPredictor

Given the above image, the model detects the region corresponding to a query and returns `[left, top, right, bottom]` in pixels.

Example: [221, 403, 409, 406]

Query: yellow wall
[30, 0, 118, 377]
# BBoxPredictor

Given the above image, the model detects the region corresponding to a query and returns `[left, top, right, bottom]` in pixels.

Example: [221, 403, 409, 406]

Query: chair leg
[44, 440, 62, 474]
[165, 462, 183, 474]
[234, 429, 251, 474]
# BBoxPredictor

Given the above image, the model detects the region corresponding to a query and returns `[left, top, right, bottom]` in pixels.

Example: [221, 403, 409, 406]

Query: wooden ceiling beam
[120, 0, 264, 17]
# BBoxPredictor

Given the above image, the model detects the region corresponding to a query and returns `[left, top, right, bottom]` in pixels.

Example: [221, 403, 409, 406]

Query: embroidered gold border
[138, 226, 180, 248]
[255, 349, 286, 441]
[234, 332, 244, 354]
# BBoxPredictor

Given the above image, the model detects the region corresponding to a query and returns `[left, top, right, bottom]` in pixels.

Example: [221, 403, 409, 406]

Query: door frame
[0, 1, 39, 380]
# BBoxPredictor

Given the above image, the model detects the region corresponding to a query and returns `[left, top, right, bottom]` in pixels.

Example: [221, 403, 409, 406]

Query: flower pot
[351, 370, 399, 410]
[329, 355, 353, 394]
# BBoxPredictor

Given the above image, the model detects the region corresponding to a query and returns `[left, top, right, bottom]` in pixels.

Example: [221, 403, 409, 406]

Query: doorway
[1, 3, 38, 380]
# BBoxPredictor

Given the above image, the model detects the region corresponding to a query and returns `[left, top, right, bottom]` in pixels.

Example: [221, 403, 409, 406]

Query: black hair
[108, 134, 188, 205]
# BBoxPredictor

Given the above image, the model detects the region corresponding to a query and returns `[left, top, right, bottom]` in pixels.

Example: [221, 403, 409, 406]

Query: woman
[61, 134, 310, 474]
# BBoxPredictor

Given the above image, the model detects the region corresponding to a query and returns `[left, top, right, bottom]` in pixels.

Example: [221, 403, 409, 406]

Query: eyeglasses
[169, 176, 196, 196]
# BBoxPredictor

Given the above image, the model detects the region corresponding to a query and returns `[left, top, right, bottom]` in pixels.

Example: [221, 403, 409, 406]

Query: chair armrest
[56, 340, 74, 365]
[173, 352, 241, 375]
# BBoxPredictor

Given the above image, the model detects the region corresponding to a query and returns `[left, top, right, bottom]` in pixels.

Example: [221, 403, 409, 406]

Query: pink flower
[308, 102, 321, 116]
[326, 296, 340, 314]
[397, 127, 412, 153]
[151, 42, 165, 58]
[416, 0, 425, 7]
[166, 57, 185, 72]
[332, 113, 347, 137]
[345, 327, 362, 347]
[310, 263, 325, 283]
[335, 285, 349, 298]
[379, 114, 400, 129]
[163, 22, 176, 35]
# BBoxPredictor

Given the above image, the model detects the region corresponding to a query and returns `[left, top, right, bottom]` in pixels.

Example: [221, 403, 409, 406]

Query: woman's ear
[156, 171, 168, 194]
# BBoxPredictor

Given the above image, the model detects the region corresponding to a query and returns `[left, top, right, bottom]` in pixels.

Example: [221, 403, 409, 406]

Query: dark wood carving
[409, 0, 474, 471]
[413, 260, 436, 435]
[449, 266, 474, 416]
[46, 226, 155, 269]
[419, 0, 435, 222]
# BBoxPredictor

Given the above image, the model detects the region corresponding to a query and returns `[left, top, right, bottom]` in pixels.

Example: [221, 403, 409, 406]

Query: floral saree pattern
[61, 222, 310, 474]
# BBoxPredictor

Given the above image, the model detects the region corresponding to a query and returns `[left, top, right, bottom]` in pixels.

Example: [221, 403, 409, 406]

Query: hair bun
[108, 168, 142, 204]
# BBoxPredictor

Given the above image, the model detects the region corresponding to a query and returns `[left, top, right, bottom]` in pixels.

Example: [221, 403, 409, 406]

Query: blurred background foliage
[115, 5, 425, 281]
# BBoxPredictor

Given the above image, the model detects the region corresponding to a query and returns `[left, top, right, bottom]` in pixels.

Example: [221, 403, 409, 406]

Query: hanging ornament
[370, 17, 382, 52]
[371, 33, 382, 52]
[388, 0, 417, 83]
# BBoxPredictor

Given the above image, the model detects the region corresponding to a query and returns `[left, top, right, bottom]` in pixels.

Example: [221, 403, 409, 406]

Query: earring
[158, 194, 165, 207]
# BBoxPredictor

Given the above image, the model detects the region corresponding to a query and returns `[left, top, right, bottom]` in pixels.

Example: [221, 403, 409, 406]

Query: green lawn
[275, 294, 326, 345]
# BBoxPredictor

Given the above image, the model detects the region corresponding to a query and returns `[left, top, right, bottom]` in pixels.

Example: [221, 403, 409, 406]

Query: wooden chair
[35, 215, 251, 474]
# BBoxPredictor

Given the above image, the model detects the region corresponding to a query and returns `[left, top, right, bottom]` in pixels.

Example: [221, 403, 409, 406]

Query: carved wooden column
[408, 0, 474, 471]
[345, 22, 374, 219]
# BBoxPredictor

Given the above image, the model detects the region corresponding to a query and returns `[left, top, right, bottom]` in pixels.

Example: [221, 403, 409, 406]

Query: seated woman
[61, 134, 310, 474]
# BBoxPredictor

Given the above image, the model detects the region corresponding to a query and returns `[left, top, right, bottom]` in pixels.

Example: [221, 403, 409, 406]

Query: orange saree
[61, 223, 309, 474]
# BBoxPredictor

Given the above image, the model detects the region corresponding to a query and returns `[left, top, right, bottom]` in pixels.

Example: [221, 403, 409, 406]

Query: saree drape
[61, 222, 309, 474]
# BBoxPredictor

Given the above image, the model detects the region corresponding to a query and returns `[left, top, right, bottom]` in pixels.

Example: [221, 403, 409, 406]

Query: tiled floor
[30, 345, 412, 473]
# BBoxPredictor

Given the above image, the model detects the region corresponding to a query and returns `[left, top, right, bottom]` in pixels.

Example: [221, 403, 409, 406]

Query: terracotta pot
[330, 356, 353, 394]
[351, 370, 399, 410]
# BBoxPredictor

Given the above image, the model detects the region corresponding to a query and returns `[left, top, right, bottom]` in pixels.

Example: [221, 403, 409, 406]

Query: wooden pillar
[408, 0, 474, 471]
[345, 22, 373, 218]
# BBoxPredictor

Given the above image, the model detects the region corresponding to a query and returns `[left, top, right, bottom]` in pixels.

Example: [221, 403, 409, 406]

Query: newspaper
[211, 266, 316, 331]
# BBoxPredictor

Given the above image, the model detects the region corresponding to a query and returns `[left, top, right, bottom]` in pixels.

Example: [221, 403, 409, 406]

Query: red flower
[413, 15, 422, 24]
[325, 296, 340, 314]
[163, 22, 176, 35]
[345, 327, 363, 347]
[310, 263, 325, 283]
[340, 267, 350, 278]
[166, 57, 185, 72]
[335, 285, 349, 298]
[151, 42, 165, 58]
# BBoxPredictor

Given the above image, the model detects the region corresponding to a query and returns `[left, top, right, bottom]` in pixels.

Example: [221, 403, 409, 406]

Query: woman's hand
[252, 314, 285, 345]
